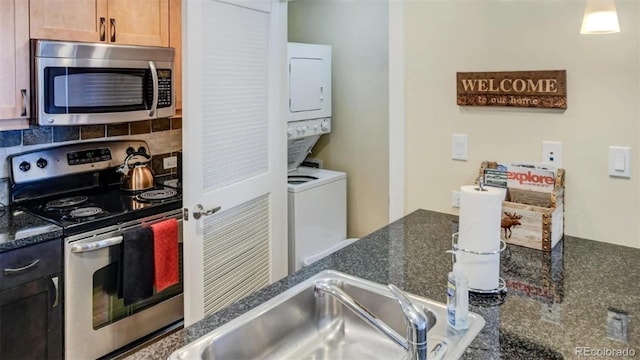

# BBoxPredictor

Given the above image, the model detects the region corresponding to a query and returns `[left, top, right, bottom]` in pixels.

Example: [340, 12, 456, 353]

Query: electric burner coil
[69, 207, 103, 218]
[46, 196, 89, 209]
[135, 189, 179, 203]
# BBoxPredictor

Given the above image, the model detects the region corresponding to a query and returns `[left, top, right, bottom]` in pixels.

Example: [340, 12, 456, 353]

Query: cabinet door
[107, 0, 169, 46]
[0, 276, 63, 360]
[0, 0, 29, 129]
[170, 0, 182, 112]
[30, 0, 107, 43]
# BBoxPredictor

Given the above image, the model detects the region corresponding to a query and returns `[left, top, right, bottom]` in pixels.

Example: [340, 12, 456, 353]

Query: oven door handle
[71, 236, 123, 253]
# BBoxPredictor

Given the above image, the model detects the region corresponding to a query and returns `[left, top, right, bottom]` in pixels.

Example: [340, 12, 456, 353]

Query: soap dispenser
[446, 251, 469, 330]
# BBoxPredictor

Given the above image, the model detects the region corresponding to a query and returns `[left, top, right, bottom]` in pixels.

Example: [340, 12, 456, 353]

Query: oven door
[64, 211, 183, 360]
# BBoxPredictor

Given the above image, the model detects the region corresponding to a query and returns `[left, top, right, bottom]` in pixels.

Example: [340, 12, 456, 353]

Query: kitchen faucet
[314, 281, 429, 360]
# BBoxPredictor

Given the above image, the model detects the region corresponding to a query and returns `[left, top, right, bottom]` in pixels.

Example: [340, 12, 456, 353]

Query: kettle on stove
[117, 150, 155, 191]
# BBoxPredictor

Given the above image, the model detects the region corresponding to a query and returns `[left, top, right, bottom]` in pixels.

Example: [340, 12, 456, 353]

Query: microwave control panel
[157, 69, 173, 108]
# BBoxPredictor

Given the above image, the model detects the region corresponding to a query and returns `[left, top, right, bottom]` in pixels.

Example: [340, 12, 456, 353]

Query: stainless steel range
[9, 140, 183, 360]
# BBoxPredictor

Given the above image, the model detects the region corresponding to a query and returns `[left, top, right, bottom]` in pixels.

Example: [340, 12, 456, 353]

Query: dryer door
[290, 58, 324, 112]
[288, 43, 331, 121]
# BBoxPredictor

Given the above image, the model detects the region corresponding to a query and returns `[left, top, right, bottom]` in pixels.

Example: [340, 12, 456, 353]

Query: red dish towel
[151, 218, 179, 292]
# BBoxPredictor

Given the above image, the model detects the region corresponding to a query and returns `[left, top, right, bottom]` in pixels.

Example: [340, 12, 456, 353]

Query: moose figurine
[501, 212, 522, 239]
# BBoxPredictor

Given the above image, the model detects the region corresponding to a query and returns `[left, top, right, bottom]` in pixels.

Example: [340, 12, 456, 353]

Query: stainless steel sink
[170, 270, 485, 360]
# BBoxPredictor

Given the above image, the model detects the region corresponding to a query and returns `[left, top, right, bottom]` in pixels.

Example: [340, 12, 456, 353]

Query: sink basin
[170, 270, 485, 360]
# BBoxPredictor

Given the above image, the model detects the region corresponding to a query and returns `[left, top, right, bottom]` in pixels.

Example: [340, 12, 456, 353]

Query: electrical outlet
[163, 156, 177, 169]
[542, 141, 562, 167]
[451, 190, 461, 208]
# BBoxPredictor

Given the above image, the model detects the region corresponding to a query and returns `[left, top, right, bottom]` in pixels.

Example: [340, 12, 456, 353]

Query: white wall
[405, 0, 640, 248]
[288, 0, 390, 238]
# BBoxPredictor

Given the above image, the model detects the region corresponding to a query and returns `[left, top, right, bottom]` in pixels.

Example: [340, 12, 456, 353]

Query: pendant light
[580, 0, 620, 34]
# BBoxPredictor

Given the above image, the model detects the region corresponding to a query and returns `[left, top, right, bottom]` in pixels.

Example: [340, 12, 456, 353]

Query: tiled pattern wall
[0, 118, 183, 205]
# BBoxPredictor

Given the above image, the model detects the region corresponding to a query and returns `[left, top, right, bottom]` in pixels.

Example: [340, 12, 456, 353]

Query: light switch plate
[608, 146, 630, 178]
[452, 134, 468, 161]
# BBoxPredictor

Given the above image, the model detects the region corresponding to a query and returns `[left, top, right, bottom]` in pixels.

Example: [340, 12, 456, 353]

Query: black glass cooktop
[16, 184, 182, 236]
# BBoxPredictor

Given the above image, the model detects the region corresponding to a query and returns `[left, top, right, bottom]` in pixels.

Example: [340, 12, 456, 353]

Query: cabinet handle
[100, 17, 106, 41]
[20, 89, 27, 117]
[3, 259, 40, 276]
[110, 18, 116, 42]
[49, 276, 60, 308]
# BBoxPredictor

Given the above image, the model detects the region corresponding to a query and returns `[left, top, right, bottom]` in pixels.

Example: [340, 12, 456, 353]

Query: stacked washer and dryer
[286, 43, 356, 274]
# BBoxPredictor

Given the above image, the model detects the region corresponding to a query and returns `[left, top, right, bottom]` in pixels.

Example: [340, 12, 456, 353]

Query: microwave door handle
[148, 61, 159, 117]
[70, 236, 123, 253]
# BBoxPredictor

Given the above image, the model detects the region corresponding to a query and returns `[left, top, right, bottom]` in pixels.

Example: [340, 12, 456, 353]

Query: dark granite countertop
[0, 205, 63, 253]
[127, 209, 639, 359]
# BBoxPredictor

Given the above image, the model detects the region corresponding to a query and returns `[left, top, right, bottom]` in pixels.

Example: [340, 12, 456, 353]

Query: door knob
[193, 204, 221, 219]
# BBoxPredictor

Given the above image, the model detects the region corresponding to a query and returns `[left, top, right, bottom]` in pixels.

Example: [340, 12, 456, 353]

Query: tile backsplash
[0, 118, 183, 205]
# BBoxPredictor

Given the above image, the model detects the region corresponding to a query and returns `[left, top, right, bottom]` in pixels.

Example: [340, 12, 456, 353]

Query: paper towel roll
[458, 251, 500, 290]
[458, 185, 503, 291]
[459, 185, 502, 251]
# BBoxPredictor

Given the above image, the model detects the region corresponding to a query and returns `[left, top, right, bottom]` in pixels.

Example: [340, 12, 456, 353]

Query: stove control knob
[321, 122, 330, 131]
[36, 158, 48, 169]
[19, 161, 31, 172]
[287, 127, 294, 136]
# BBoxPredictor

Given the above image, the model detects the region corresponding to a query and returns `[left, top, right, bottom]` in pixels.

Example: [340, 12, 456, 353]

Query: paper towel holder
[451, 233, 507, 295]
[474, 178, 488, 192]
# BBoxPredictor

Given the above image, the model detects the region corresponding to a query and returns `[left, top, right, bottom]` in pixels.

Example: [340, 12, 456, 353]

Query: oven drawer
[0, 239, 62, 290]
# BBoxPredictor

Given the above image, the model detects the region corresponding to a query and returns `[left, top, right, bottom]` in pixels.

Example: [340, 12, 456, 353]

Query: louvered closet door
[182, 0, 287, 326]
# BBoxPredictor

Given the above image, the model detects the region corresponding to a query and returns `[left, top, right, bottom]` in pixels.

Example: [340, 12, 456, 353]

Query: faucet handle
[388, 285, 429, 331]
[388, 284, 428, 359]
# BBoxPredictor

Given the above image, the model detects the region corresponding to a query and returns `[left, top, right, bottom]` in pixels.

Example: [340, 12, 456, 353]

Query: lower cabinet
[0, 239, 63, 360]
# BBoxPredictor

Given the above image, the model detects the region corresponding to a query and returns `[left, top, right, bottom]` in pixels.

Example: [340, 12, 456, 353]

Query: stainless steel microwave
[31, 39, 175, 126]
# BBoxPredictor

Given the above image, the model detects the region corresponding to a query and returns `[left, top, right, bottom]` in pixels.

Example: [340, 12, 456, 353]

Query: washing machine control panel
[287, 118, 331, 140]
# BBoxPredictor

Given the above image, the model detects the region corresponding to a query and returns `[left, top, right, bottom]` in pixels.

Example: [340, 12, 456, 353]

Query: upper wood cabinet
[30, 0, 169, 47]
[0, 0, 30, 130]
[108, 0, 169, 46]
[170, 0, 181, 113]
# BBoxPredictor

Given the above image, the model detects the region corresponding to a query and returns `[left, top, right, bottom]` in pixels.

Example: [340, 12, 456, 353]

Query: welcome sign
[456, 70, 567, 109]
